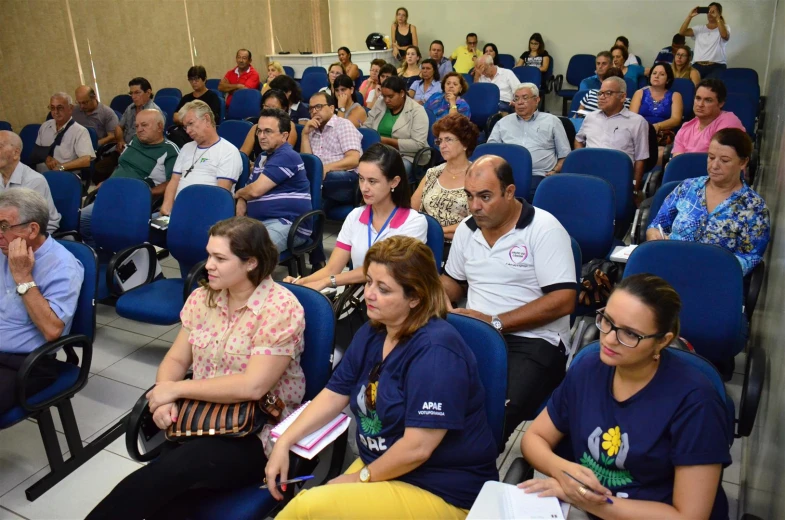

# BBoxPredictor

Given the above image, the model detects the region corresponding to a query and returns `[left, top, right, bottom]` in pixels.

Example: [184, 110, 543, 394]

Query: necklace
[445, 162, 470, 180]
[185, 143, 213, 177]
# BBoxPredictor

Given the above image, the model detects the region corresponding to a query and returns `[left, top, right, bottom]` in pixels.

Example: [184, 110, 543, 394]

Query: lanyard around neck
[368, 207, 398, 249]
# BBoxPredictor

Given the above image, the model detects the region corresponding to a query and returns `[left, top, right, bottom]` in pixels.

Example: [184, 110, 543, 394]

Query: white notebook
[271, 401, 351, 460]
[468, 481, 567, 520]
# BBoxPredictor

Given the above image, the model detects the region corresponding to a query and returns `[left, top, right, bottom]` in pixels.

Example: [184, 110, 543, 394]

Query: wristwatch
[329, 275, 337, 288]
[16, 281, 37, 295]
[338, 107, 346, 113]
[491, 315, 503, 332]
[359, 465, 371, 483]
[58, 165, 65, 171]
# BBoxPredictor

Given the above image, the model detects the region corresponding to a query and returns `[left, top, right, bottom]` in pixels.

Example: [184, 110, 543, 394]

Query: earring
[653, 352, 661, 361]
[391, 187, 395, 192]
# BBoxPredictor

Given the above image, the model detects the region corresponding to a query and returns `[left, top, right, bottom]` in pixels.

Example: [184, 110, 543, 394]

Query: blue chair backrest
[719, 68, 759, 87]
[110, 94, 133, 114]
[358, 127, 381, 152]
[19, 124, 41, 165]
[569, 89, 589, 116]
[300, 74, 330, 100]
[0, 121, 12, 131]
[624, 241, 745, 363]
[294, 124, 304, 152]
[471, 143, 533, 200]
[445, 314, 507, 451]
[154, 96, 180, 127]
[210, 89, 226, 123]
[645, 181, 679, 230]
[671, 78, 695, 120]
[92, 178, 151, 253]
[57, 240, 98, 342]
[86, 127, 98, 151]
[283, 66, 295, 77]
[280, 283, 335, 400]
[355, 75, 368, 93]
[237, 152, 250, 189]
[721, 78, 760, 110]
[168, 185, 236, 275]
[534, 174, 615, 260]
[462, 73, 474, 86]
[544, 55, 554, 84]
[299, 153, 324, 212]
[563, 148, 634, 228]
[663, 153, 707, 184]
[425, 108, 439, 150]
[570, 236, 582, 286]
[624, 77, 637, 98]
[464, 83, 500, 129]
[566, 54, 597, 87]
[156, 88, 182, 100]
[302, 66, 327, 78]
[217, 120, 252, 149]
[422, 213, 444, 272]
[723, 94, 756, 139]
[205, 79, 221, 90]
[512, 66, 542, 87]
[498, 54, 516, 69]
[227, 89, 262, 120]
[43, 171, 82, 234]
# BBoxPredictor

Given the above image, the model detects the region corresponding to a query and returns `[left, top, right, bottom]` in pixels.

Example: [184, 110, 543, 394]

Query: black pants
[0, 352, 59, 414]
[86, 435, 267, 520]
[502, 335, 567, 442]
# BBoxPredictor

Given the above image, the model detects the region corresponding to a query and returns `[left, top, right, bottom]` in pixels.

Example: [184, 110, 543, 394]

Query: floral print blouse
[648, 176, 770, 275]
[420, 163, 470, 241]
[180, 278, 306, 455]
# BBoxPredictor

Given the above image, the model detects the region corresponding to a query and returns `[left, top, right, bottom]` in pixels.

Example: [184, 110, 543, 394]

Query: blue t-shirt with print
[326, 318, 498, 509]
[246, 142, 312, 238]
[547, 347, 732, 519]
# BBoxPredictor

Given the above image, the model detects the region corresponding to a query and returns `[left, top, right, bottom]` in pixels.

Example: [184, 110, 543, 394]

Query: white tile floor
[0, 225, 745, 519]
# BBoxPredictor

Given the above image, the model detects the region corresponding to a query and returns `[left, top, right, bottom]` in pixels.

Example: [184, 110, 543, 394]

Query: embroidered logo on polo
[580, 426, 634, 488]
[509, 245, 529, 264]
[356, 383, 387, 452]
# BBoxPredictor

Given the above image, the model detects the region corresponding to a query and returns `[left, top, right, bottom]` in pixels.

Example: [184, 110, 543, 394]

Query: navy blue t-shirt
[326, 318, 499, 509]
[247, 142, 312, 238]
[547, 347, 732, 519]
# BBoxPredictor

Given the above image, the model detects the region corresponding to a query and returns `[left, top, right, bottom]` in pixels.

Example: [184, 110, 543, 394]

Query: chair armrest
[106, 243, 159, 297]
[151, 195, 164, 213]
[745, 262, 765, 320]
[82, 189, 99, 208]
[411, 146, 438, 185]
[661, 144, 674, 170]
[183, 260, 208, 302]
[632, 197, 654, 245]
[52, 230, 83, 241]
[95, 142, 115, 159]
[554, 75, 564, 92]
[287, 210, 326, 256]
[736, 346, 765, 438]
[16, 334, 92, 412]
[502, 457, 534, 484]
[643, 167, 662, 199]
[124, 384, 165, 462]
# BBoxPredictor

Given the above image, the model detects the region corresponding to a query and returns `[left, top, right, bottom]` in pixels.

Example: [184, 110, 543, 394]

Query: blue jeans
[692, 62, 727, 80]
[262, 218, 307, 254]
[80, 203, 96, 248]
[498, 101, 513, 113]
[322, 170, 358, 206]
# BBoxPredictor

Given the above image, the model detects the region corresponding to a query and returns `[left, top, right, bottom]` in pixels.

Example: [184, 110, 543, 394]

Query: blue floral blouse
[424, 92, 471, 121]
[648, 176, 770, 275]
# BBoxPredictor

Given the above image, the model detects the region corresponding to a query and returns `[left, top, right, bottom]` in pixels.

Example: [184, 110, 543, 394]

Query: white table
[267, 50, 395, 79]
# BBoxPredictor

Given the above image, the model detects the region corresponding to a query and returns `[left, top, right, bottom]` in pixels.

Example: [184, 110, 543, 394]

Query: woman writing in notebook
[268, 235, 499, 519]
[87, 217, 306, 520]
[519, 274, 731, 519]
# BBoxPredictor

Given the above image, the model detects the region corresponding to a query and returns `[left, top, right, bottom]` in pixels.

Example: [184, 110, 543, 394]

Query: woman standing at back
[391, 7, 418, 62]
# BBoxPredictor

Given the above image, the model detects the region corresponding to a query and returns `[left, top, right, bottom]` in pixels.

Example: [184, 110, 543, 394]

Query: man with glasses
[219, 49, 260, 108]
[450, 33, 482, 74]
[575, 76, 650, 195]
[160, 100, 241, 216]
[234, 108, 311, 253]
[441, 155, 576, 442]
[488, 83, 571, 198]
[0, 188, 84, 415]
[300, 91, 362, 211]
[31, 92, 95, 176]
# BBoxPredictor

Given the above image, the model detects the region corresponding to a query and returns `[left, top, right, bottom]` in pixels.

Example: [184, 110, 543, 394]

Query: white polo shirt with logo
[445, 200, 576, 346]
[172, 138, 242, 197]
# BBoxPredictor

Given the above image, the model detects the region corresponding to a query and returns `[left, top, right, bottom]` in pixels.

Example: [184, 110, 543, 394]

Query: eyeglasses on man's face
[0, 221, 32, 235]
[597, 90, 621, 98]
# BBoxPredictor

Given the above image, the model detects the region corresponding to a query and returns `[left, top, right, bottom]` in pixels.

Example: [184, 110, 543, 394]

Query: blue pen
[562, 471, 614, 504]
[260, 475, 315, 489]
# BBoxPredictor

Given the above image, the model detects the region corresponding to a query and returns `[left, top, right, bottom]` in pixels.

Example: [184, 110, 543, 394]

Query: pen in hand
[562, 471, 614, 504]
[260, 475, 314, 490]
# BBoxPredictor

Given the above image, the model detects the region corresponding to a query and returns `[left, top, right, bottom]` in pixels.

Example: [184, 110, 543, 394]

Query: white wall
[330, 0, 774, 91]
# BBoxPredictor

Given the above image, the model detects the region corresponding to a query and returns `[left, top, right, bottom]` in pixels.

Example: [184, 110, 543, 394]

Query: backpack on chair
[578, 259, 620, 308]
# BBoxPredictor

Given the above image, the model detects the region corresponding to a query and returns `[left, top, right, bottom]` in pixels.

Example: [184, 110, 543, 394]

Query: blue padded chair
[462, 73, 474, 86]
[0, 241, 122, 500]
[156, 87, 182, 100]
[114, 185, 235, 325]
[302, 66, 327, 78]
[43, 171, 83, 240]
[358, 127, 381, 151]
[533, 174, 615, 261]
[293, 123, 304, 152]
[0, 120, 12, 131]
[512, 66, 542, 88]
[300, 74, 330, 100]
[563, 148, 635, 235]
[217, 119, 253, 149]
[210, 89, 226, 123]
[422, 213, 444, 273]
[671, 78, 696, 120]
[568, 89, 589, 118]
[86, 127, 98, 150]
[227, 89, 262, 121]
[205, 78, 221, 90]
[624, 241, 746, 374]
[632, 181, 680, 244]
[471, 143, 533, 201]
[662, 152, 707, 184]
[110, 94, 133, 114]
[554, 54, 597, 116]
[153, 96, 180, 128]
[498, 54, 516, 69]
[624, 77, 638, 98]
[283, 66, 295, 77]
[722, 78, 760, 114]
[445, 313, 508, 452]
[355, 74, 368, 92]
[723, 93, 757, 141]
[463, 83, 500, 131]
[237, 152, 250, 189]
[719, 67, 759, 86]
[19, 124, 41, 166]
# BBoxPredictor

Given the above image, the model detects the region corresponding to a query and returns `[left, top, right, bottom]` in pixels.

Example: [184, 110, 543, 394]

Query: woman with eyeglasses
[412, 113, 477, 245]
[173, 65, 222, 128]
[519, 274, 731, 520]
[268, 235, 498, 519]
[671, 45, 702, 87]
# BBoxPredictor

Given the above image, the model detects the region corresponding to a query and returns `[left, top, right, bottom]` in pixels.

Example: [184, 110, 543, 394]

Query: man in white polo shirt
[160, 100, 242, 215]
[441, 155, 576, 441]
[475, 55, 519, 113]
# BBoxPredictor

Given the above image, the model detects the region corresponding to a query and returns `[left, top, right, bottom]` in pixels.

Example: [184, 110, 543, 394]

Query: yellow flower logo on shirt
[602, 426, 622, 457]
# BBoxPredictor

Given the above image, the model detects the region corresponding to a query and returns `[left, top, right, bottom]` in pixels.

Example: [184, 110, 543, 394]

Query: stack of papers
[468, 481, 568, 520]
[610, 244, 637, 263]
[271, 401, 351, 460]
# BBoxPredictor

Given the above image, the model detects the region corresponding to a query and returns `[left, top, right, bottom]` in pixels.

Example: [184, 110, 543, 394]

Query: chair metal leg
[36, 408, 65, 472]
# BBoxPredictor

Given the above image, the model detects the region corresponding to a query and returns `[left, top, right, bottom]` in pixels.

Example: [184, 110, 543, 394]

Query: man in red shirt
[218, 49, 260, 107]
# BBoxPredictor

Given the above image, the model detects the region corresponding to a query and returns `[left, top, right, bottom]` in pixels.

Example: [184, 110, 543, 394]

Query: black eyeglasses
[595, 309, 665, 348]
[365, 361, 383, 412]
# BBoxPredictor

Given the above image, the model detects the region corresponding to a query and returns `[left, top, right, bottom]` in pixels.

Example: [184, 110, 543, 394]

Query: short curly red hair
[432, 113, 479, 156]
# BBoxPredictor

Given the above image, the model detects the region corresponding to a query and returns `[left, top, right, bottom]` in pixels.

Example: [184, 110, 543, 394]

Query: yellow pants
[276, 458, 469, 520]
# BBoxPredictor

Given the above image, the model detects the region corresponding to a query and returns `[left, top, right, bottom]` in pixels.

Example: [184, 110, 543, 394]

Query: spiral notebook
[467, 481, 568, 520]
[271, 401, 351, 459]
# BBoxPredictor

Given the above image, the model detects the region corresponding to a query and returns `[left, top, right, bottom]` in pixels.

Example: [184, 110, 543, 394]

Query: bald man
[72, 85, 120, 183]
[31, 92, 95, 176]
[0, 131, 61, 232]
[440, 155, 576, 442]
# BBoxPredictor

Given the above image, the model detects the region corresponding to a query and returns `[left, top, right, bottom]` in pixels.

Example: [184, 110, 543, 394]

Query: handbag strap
[232, 403, 241, 433]
[197, 402, 212, 435]
[209, 402, 222, 434]
[219, 404, 230, 434]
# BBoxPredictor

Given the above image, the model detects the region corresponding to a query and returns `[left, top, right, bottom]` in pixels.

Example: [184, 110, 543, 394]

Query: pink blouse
[180, 278, 306, 455]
